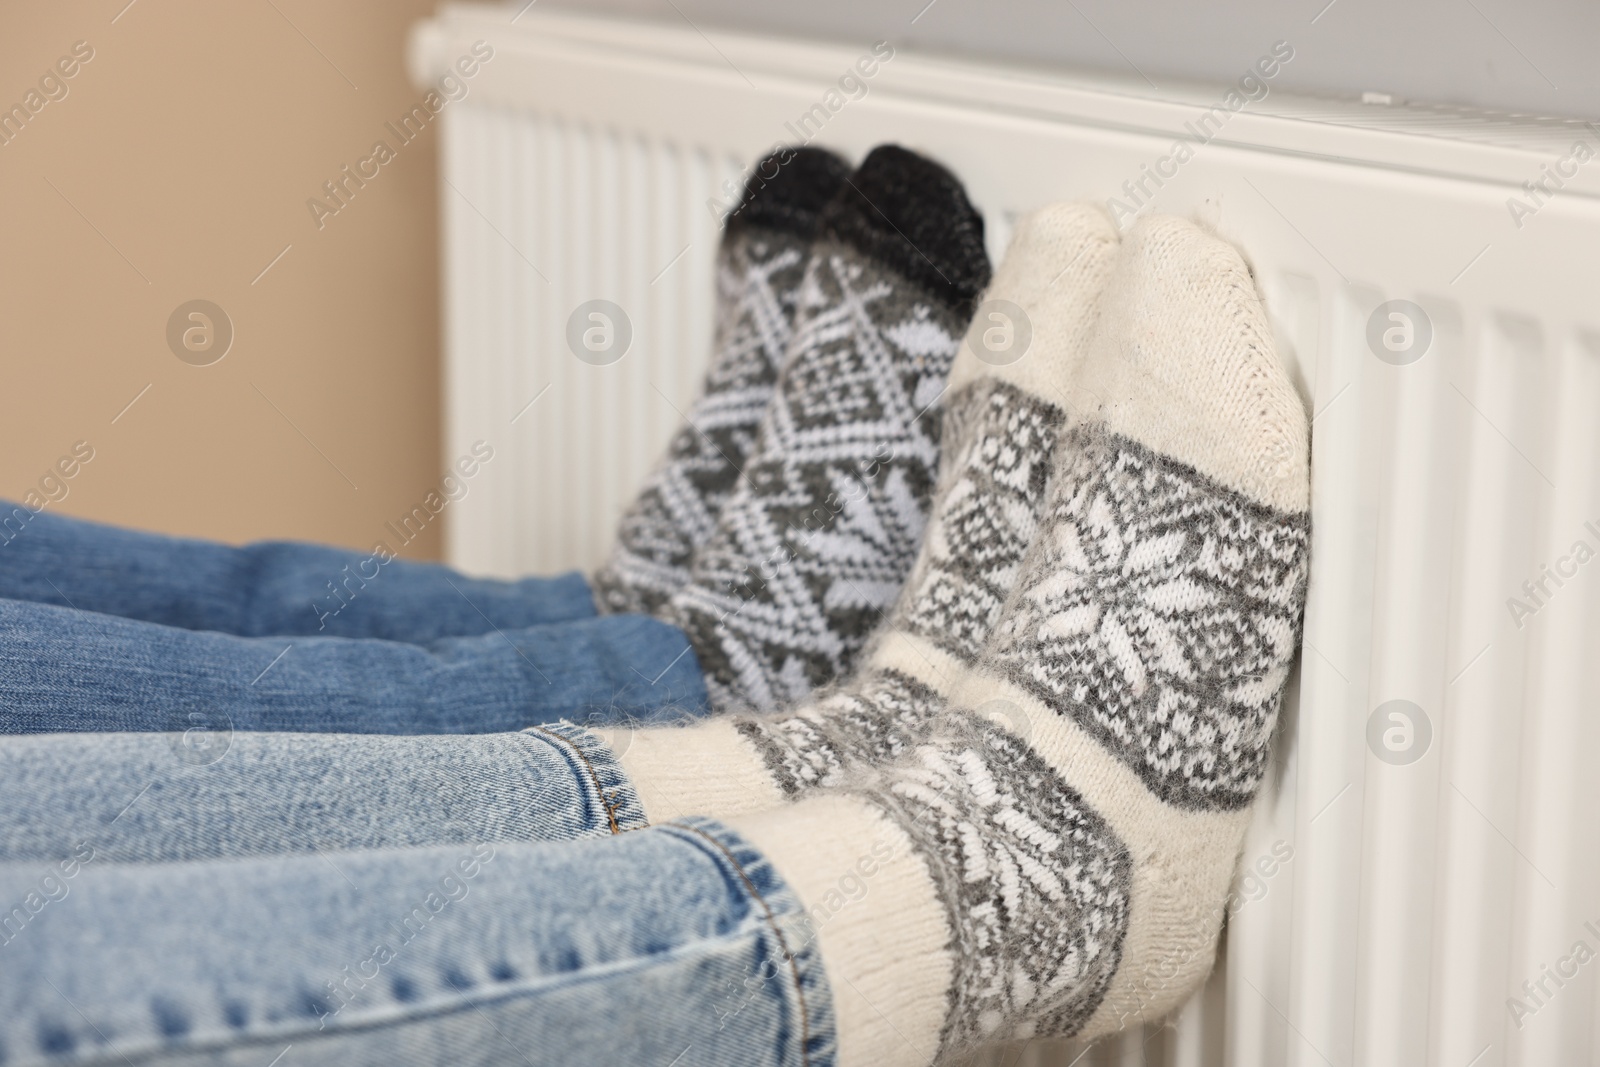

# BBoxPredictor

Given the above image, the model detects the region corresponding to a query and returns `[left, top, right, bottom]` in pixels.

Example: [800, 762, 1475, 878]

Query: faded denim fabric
[0, 501, 597, 641]
[0, 723, 643, 863]
[0, 503, 710, 734]
[0, 819, 835, 1067]
[0, 597, 707, 735]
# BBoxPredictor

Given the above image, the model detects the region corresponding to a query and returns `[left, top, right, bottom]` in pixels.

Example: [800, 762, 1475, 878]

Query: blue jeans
[0, 726, 646, 863]
[0, 503, 597, 640]
[0, 507, 709, 733]
[0, 516, 834, 1065]
[0, 818, 835, 1067]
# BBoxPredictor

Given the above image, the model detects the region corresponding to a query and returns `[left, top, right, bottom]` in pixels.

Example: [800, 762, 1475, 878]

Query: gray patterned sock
[592, 147, 849, 616]
[664, 145, 993, 710]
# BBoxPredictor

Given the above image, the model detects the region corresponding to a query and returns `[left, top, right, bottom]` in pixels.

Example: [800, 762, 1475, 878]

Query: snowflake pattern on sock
[859, 710, 1132, 1052]
[731, 383, 1066, 797]
[894, 379, 1065, 663]
[667, 242, 967, 709]
[987, 425, 1311, 810]
[593, 233, 811, 615]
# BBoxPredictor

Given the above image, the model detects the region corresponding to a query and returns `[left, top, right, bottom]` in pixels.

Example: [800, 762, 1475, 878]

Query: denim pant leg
[0, 726, 644, 863]
[0, 819, 835, 1067]
[0, 502, 597, 640]
[0, 598, 707, 734]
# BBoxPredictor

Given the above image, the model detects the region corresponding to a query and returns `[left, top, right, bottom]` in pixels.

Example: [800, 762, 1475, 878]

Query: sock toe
[947, 200, 1120, 407]
[727, 145, 854, 239]
[1075, 213, 1309, 514]
[822, 143, 992, 313]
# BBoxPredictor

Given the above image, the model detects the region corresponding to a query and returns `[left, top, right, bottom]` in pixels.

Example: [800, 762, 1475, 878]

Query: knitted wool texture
[663, 144, 992, 712]
[730, 202, 1124, 796]
[617, 202, 1122, 824]
[593, 146, 850, 616]
[729, 212, 1312, 1066]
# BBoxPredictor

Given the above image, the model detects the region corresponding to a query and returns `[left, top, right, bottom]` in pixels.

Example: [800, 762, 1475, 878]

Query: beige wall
[0, 0, 446, 559]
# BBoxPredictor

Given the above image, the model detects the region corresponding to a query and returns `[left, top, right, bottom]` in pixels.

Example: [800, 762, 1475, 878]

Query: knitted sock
[727, 214, 1312, 1064]
[616, 202, 1122, 822]
[663, 144, 992, 710]
[592, 146, 850, 616]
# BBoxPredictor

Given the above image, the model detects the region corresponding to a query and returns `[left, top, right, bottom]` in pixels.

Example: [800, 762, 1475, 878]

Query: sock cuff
[613, 717, 785, 823]
[821, 144, 991, 313]
[725, 146, 852, 241]
[730, 794, 953, 1067]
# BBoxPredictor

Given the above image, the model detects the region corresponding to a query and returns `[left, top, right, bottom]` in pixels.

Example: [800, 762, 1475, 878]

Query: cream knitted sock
[614, 202, 1123, 825]
[727, 213, 1312, 1064]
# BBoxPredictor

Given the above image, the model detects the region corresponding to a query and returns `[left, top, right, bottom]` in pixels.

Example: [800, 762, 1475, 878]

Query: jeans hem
[660, 816, 839, 1067]
[526, 722, 650, 833]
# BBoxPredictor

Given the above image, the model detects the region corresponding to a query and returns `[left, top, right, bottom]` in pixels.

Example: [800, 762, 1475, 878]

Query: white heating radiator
[410, 6, 1600, 1064]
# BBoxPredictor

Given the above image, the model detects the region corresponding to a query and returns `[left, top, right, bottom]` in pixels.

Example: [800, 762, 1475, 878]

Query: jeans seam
[668, 821, 815, 1067]
[525, 725, 622, 834]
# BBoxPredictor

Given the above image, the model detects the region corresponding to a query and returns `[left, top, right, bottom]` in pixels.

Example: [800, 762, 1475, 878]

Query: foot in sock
[592, 146, 851, 616]
[616, 201, 1122, 820]
[663, 144, 993, 710]
[723, 213, 1310, 1062]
